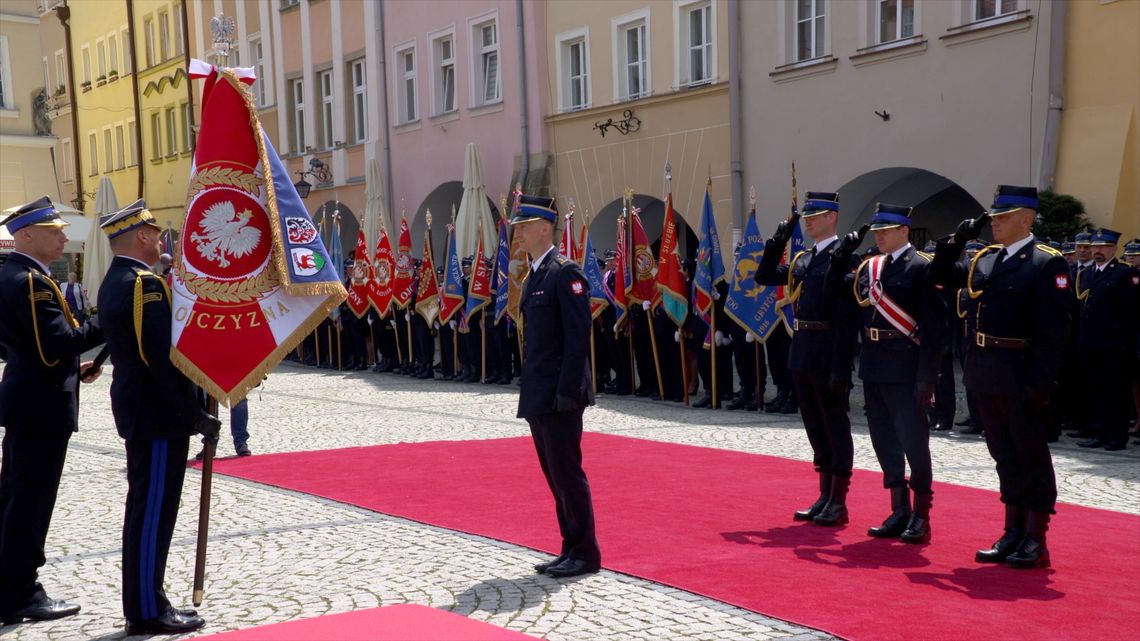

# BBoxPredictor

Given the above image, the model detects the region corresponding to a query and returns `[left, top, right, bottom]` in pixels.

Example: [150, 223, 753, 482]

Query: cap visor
[869, 223, 903, 230]
[509, 215, 547, 226]
[800, 209, 834, 218]
[988, 207, 1027, 217]
[33, 219, 69, 228]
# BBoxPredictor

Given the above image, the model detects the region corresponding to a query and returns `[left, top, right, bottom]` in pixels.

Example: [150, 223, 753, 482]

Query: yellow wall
[69, 0, 139, 216]
[1055, 0, 1140, 242]
[135, 0, 193, 230]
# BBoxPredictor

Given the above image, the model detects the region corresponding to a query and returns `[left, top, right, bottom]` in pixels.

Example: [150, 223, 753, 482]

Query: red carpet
[192, 604, 535, 640]
[203, 434, 1140, 641]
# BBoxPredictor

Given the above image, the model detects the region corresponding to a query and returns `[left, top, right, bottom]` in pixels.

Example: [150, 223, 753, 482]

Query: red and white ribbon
[867, 254, 920, 345]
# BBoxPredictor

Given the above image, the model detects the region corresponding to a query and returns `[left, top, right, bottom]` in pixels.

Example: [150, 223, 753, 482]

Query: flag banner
[559, 212, 580, 262]
[439, 225, 466, 325]
[346, 229, 371, 318]
[325, 208, 344, 322]
[466, 228, 492, 316]
[505, 194, 530, 325]
[581, 229, 610, 320]
[725, 208, 780, 342]
[368, 227, 394, 317]
[627, 208, 657, 304]
[392, 215, 414, 309]
[776, 207, 806, 336]
[415, 231, 439, 326]
[493, 218, 511, 324]
[693, 186, 726, 344]
[655, 193, 689, 328]
[614, 215, 630, 330]
[577, 218, 590, 267]
[172, 60, 345, 405]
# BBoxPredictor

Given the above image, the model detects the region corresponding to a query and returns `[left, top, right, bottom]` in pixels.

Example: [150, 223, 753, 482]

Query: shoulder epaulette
[553, 254, 569, 265]
[916, 250, 933, 261]
[1035, 243, 1063, 257]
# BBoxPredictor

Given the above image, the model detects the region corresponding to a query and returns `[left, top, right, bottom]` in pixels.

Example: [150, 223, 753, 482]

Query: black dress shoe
[1077, 438, 1106, 448]
[533, 553, 568, 574]
[1, 596, 81, 624]
[957, 426, 983, 435]
[235, 444, 252, 457]
[692, 395, 712, 408]
[955, 417, 972, 427]
[125, 609, 205, 634]
[930, 421, 952, 432]
[1104, 440, 1128, 451]
[544, 558, 601, 578]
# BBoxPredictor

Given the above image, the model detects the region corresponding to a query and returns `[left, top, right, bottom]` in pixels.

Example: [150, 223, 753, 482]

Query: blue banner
[724, 209, 780, 342]
[493, 219, 510, 324]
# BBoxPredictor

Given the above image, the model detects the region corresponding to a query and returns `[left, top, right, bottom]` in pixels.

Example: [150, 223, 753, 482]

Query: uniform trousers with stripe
[864, 381, 933, 494]
[122, 436, 190, 622]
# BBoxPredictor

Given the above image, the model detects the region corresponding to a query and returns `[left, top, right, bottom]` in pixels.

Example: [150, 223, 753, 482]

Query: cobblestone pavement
[2, 359, 1136, 640]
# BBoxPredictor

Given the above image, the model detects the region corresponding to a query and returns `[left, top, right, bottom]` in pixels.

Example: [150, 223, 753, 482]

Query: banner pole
[680, 335, 689, 405]
[590, 329, 597, 396]
[711, 308, 718, 409]
[191, 396, 217, 607]
[648, 313, 665, 399]
[480, 312, 487, 383]
[406, 308, 413, 370]
[392, 315, 403, 364]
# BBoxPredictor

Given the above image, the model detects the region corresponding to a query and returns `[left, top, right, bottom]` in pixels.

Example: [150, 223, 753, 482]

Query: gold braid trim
[1036, 243, 1063, 257]
[780, 250, 809, 306]
[187, 166, 261, 200]
[853, 256, 875, 308]
[41, 275, 79, 329]
[966, 245, 1003, 300]
[179, 268, 278, 303]
[26, 273, 61, 367]
[133, 276, 149, 367]
[1074, 267, 1090, 301]
[955, 289, 968, 319]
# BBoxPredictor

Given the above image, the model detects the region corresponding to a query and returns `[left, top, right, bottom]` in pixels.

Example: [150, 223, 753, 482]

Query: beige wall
[1054, 0, 1139, 241]
[545, 0, 732, 250]
[740, 0, 1054, 234]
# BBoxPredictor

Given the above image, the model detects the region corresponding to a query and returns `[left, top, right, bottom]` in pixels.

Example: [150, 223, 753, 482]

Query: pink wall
[384, 0, 548, 230]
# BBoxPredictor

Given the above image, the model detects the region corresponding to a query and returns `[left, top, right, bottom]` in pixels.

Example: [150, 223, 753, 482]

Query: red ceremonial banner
[346, 230, 371, 318]
[392, 216, 414, 309]
[368, 228, 394, 317]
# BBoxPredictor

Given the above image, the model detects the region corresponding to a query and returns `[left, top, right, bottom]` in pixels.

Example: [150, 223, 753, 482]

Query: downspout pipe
[1036, 0, 1066, 192]
[377, 0, 394, 223]
[180, 0, 194, 162]
[126, 0, 145, 199]
[515, 0, 529, 192]
[727, 0, 744, 241]
[55, 4, 84, 212]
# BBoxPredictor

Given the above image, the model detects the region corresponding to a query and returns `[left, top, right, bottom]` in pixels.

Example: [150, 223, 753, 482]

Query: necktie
[995, 248, 1008, 263]
[885, 254, 894, 268]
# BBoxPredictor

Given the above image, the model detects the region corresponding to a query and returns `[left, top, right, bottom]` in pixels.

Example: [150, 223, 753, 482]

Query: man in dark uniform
[512, 194, 601, 579]
[756, 192, 857, 525]
[0, 197, 104, 624]
[954, 240, 985, 435]
[97, 200, 220, 633]
[1075, 229, 1138, 451]
[931, 185, 1070, 569]
[833, 204, 945, 543]
[924, 240, 956, 433]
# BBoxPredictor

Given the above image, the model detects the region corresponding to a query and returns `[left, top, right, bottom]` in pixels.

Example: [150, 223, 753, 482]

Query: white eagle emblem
[190, 201, 262, 268]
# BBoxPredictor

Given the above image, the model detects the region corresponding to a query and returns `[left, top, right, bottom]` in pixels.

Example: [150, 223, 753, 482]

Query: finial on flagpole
[450, 203, 457, 224]
[749, 186, 757, 207]
[426, 210, 432, 227]
[568, 197, 576, 215]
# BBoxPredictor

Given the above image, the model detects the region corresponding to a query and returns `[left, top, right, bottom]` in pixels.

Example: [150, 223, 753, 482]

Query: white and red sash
[867, 254, 920, 345]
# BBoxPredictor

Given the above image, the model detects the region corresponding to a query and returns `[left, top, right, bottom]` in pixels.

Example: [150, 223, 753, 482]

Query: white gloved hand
[449, 320, 457, 329]
[406, 312, 412, 320]
[433, 321, 440, 330]
[723, 334, 733, 346]
[674, 330, 681, 343]
[389, 319, 397, 327]
[745, 332, 755, 343]
[714, 330, 725, 346]
[642, 300, 651, 310]
[712, 290, 721, 300]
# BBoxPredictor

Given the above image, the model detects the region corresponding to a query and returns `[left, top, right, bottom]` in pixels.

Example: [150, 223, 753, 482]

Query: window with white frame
[114, 124, 125, 169]
[150, 112, 161, 159]
[795, 0, 825, 62]
[103, 128, 113, 172]
[617, 14, 648, 100]
[319, 69, 334, 149]
[290, 78, 305, 153]
[0, 36, 10, 109]
[60, 138, 73, 182]
[974, 0, 1017, 20]
[96, 38, 106, 78]
[878, 0, 915, 43]
[173, 9, 185, 56]
[558, 35, 588, 111]
[395, 46, 417, 123]
[144, 17, 155, 67]
[349, 58, 367, 142]
[88, 131, 99, 175]
[81, 45, 91, 84]
[157, 9, 170, 61]
[55, 50, 67, 90]
[473, 19, 500, 105]
[432, 34, 456, 115]
[679, 1, 712, 85]
[108, 33, 118, 75]
[249, 37, 269, 107]
[180, 102, 192, 151]
[121, 27, 132, 74]
[127, 119, 137, 166]
[165, 107, 177, 157]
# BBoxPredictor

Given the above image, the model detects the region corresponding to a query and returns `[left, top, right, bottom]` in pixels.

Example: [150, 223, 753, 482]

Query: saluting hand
[834, 224, 871, 262]
[953, 213, 990, 244]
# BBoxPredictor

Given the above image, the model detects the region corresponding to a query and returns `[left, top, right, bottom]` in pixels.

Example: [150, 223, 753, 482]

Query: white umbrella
[364, 158, 389, 247]
[83, 177, 118, 304]
[454, 142, 496, 261]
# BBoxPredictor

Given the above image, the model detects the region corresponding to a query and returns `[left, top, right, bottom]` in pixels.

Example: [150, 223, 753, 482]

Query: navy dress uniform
[1074, 229, 1139, 451]
[513, 194, 601, 578]
[931, 185, 1071, 569]
[835, 204, 946, 543]
[0, 197, 104, 624]
[756, 192, 858, 526]
[97, 200, 219, 633]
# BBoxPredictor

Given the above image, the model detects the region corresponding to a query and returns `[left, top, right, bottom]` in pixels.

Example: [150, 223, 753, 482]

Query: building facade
[1054, 0, 1138, 241]
[739, 0, 1057, 243]
[545, 0, 730, 256]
